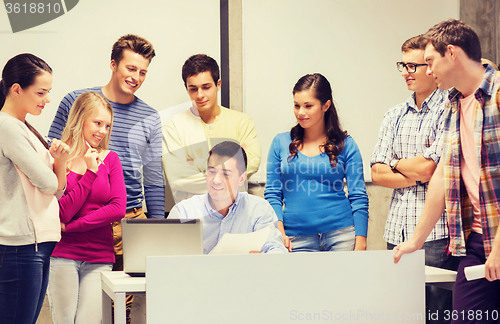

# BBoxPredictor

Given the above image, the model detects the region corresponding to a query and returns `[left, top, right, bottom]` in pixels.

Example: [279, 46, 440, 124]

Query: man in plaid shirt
[395, 19, 500, 322]
[371, 35, 459, 324]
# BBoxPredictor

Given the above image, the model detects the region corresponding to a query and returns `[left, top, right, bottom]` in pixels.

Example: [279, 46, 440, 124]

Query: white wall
[242, 0, 459, 182]
[0, 0, 220, 135]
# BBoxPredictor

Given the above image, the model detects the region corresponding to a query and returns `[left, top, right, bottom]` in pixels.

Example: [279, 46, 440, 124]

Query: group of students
[0, 54, 124, 324]
[0, 18, 499, 324]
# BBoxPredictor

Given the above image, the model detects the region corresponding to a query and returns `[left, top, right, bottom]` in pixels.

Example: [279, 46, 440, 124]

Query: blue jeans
[388, 238, 461, 324]
[48, 257, 113, 324]
[0, 242, 57, 324]
[290, 225, 355, 252]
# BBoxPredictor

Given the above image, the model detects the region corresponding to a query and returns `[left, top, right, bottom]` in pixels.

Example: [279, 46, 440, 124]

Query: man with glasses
[395, 20, 500, 322]
[371, 35, 459, 324]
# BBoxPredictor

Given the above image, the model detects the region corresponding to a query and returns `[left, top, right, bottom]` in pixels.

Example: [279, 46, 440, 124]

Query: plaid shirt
[444, 65, 500, 257]
[371, 89, 448, 245]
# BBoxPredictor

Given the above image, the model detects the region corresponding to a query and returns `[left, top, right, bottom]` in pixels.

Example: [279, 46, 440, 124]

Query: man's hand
[485, 247, 500, 281]
[393, 240, 421, 263]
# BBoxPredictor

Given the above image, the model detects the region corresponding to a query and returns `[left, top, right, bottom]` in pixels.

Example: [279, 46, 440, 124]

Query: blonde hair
[61, 92, 113, 163]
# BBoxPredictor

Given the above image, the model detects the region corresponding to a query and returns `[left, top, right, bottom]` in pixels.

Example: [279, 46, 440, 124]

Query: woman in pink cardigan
[48, 92, 126, 324]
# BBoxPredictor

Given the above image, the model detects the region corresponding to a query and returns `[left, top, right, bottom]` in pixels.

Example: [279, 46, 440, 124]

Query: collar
[203, 191, 242, 219]
[406, 88, 442, 113]
[448, 65, 497, 111]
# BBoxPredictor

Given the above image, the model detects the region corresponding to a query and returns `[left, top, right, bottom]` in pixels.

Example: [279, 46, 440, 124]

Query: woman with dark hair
[265, 73, 369, 252]
[0, 53, 69, 324]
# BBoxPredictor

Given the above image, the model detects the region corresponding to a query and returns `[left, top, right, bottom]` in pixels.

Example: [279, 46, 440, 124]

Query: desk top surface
[101, 271, 145, 292]
[101, 265, 457, 293]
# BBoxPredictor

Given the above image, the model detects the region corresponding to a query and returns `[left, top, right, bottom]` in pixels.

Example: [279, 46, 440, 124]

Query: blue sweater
[264, 132, 369, 236]
[48, 87, 165, 218]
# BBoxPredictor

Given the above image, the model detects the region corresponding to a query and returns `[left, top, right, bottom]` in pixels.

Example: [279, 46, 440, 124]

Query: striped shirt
[48, 87, 165, 218]
[444, 65, 500, 257]
[370, 89, 448, 245]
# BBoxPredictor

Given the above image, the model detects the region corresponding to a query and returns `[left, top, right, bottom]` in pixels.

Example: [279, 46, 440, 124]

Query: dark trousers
[388, 238, 461, 324]
[452, 232, 500, 324]
[0, 242, 56, 324]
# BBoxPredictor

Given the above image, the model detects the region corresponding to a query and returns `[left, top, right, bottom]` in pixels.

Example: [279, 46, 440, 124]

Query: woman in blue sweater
[264, 73, 369, 252]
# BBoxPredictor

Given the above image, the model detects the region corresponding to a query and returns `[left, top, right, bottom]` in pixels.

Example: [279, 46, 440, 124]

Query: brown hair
[0, 53, 52, 149]
[111, 34, 156, 64]
[401, 35, 426, 52]
[424, 19, 481, 63]
[288, 73, 347, 168]
[182, 54, 220, 87]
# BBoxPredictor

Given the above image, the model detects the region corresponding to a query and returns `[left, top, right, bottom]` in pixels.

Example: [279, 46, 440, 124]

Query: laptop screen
[121, 218, 203, 276]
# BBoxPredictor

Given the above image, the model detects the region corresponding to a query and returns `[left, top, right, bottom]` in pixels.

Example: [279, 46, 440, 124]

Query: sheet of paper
[209, 226, 271, 255]
[464, 264, 485, 281]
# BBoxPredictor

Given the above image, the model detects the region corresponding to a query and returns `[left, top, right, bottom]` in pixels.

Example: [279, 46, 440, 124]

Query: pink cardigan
[51, 151, 126, 263]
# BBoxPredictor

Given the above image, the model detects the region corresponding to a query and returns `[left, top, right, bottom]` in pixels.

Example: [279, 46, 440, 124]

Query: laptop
[121, 218, 203, 277]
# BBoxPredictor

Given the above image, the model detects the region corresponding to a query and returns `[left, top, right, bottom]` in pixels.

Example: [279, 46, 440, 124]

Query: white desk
[425, 265, 457, 291]
[101, 271, 145, 324]
[101, 265, 456, 324]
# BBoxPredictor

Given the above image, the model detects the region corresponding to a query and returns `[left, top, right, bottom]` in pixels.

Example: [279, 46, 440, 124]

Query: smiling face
[18, 71, 52, 117]
[401, 49, 437, 95]
[186, 71, 221, 113]
[206, 154, 246, 212]
[110, 49, 149, 102]
[83, 104, 112, 148]
[424, 43, 454, 90]
[293, 89, 329, 131]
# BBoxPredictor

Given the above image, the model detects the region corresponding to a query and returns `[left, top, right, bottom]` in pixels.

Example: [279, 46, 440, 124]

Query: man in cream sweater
[163, 54, 261, 204]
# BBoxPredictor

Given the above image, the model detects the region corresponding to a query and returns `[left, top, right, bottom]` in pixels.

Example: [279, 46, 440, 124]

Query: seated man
[168, 141, 287, 254]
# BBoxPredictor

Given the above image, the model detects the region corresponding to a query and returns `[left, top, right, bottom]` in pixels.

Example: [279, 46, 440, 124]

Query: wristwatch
[390, 158, 400, 170]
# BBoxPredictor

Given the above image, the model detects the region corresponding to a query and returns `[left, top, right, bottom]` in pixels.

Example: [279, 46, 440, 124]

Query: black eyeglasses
[396, 62, 428, 73]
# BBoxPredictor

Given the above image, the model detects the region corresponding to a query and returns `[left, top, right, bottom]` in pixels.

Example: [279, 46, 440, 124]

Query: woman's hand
[49, 139, 70, 161]
[354, 235, 367, 251]
[278, 221, 293, 252]
[84, 147, 99, 173]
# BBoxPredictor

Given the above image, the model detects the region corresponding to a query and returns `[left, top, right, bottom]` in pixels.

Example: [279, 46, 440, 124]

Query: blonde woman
[48, 92, 126, 324]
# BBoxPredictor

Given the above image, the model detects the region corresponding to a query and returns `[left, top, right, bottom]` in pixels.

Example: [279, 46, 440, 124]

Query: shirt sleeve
[236, 114, 261, 177]
[162, 119, 207, 197]
[65, 153, 127, 232]
[142, 112, 165, 219]
[344, 137, 369, 237]
[1, 120, 58, 194]
[263, 135, 285, 222]
[48, 92, 76, 139]
[253, 201, 288, 253]
[422, 105, 446, 164]
[370, 108, 397, 166]
[58, 170, 98, 223]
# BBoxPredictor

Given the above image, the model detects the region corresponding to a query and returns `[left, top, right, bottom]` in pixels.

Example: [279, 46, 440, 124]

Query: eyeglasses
[396, 62, 428, 73]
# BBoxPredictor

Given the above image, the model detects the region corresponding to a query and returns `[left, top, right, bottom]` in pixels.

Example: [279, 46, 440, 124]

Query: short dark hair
[207, 141, 247, 175]
[111, 34, 156, 64]
[424, 19, 481, 63]
[401, 35, 426, 52]
[182, 54, 220, 87]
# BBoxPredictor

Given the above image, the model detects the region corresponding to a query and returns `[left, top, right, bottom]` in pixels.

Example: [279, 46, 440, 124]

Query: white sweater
[0, 112, 60, 246]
